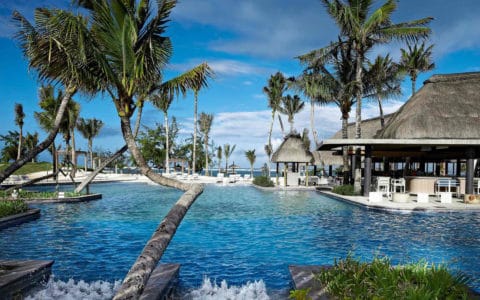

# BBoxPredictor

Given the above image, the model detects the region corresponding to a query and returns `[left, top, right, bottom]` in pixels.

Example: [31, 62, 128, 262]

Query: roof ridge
[424, 72, 480, 84]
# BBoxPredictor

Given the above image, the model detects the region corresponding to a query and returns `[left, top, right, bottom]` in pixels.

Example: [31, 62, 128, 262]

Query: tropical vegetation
[245, 149, 256, 178]
[400, 42, 435, 95]
[0, 200, 28, 218]
[253, 176, 274, 187]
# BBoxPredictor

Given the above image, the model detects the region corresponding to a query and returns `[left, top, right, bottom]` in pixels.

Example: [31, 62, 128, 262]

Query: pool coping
[23, 193, 102, 204]
[0, 259, 54, 298]
[318, 191, 480, 213]
[0, 208, 40, 230]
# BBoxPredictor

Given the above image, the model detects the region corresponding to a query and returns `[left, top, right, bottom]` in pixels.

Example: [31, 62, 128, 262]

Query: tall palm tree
[216, 146, 222, 173]
[223, 143, 236, 174]
[34, 85, 67, 177]
[400, 42, 435, 95]
[15, 3, 212, 296]
[365, 54, 402, 128]
[76, 118, 104, 169]
[198, 112, 214, 176]
[14, 103, 26, 160]
[313, 0, 432, 139]
[263, 72, 287, 151]
[278, 95, 305, 133]
[151, 92, 174, 174]
[245, 149, 256, 178]
[24, 132, 39, 163]
[62, 99, 80, 176]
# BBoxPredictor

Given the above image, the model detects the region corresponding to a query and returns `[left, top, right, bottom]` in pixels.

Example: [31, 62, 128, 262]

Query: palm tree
[151, 92, 174, 174]
[245, 149, 256, 178]
[223, 143, 236, 174]
[314, 0, 432, 139]
[400, 42, 435, 95]
[62, 99, 80, 176]
[198, 112, 214, 176]
[216, 146, 222, 173]
[76, 118, 104, 169]
[15, 3, 212, 295]
[34, 85, 67, 177]
[24, 132, 39, 162]
[278, 95, 305, 133]
[263, 72, 287, 151]
[364, 54, 402, 128]
[14, 103, 25, 160]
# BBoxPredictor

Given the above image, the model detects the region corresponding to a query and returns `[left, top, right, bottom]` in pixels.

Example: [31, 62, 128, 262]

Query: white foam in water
[25, 277, 121, 300]
[187, 277, 270, 300]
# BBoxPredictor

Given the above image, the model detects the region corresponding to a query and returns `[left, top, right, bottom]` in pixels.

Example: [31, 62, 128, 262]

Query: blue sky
[1, 0, 480, 168]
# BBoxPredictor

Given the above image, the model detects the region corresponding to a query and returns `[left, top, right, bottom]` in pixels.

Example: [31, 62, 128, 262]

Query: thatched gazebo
[272, 133, 314, 186]
[318, 72, 480, 196]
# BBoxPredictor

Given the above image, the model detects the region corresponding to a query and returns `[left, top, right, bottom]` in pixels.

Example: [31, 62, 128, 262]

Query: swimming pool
[1, 182, 480, 298]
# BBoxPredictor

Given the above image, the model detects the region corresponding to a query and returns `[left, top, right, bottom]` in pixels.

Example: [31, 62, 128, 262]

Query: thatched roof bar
[318, 138, 480, 150]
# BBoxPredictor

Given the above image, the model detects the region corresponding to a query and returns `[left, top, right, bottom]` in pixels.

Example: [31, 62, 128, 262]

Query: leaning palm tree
[198, 112, 214, 176]
[223, 143, 236, 174]
[245, 149, 256, 178]
[263, 72, 287, 151]
[76, 118, 104, 169]
[14, 103, 25, 160]
[61, 99, 80, 176]
[305, 0, 432, 139]
[14, 2, 212, 297]
[400, 42, 435, 95]
[364, 54, 402, 129]
[278, 95, 305, 133]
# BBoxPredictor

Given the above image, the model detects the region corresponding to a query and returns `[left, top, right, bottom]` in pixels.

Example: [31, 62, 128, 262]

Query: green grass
[0, 162, 53, 175]
[331, 184, 359, 196]
[253, 176, 275, 187]
[0, 190, 82, 200]
[314, 255, 471, 299]
[0, 200, 28, 218]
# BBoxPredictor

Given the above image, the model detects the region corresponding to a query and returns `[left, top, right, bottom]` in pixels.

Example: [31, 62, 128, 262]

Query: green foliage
[253, 176, 274, 187]
[332, 184, 358, 196]
[0, 200, 28, 218]
[0, 162, 52, 175]
[316, 255, 471, 299]
[0, 131, 20, 162]
[289, 288, 311, 300]
[0, 190, 81, 200]
[137, 119, 179, 168]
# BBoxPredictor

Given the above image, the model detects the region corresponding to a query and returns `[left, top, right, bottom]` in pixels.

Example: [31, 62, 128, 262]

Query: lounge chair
[376, 176, 391, 199]
[243, 174, 251, 181]
[193, 173, 199, 180]
[216, 173, 224, 183]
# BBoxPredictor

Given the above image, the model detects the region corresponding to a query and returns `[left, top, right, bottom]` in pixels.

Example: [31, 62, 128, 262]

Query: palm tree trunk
[17, 126, 23, 160]
[267, 111, 275, 178]
[342, 115, 350, 184]
[75, 103, 144, 194]
[164, 111, 170, 174]
[310, 101, 319, 147]
[0, 87, 76, 184]
[353, 52, 364, 193]
[289, 120, 294, 134]
[114, 115, 204, 300]
[89, 140, 93, 170]
[192, 90, 198, 175]
[411, 76, 416, 95]
[204, 135, 208, 176]
[377, 95, 385, 129]
[250, 164, 253, 178]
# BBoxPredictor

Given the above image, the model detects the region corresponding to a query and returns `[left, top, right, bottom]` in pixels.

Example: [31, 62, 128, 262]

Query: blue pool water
[1, 182, 480, 298]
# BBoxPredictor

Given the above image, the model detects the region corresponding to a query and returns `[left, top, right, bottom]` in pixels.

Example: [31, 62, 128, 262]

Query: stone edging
[24, 193, 102, 204]
[0, 209, 40, 230]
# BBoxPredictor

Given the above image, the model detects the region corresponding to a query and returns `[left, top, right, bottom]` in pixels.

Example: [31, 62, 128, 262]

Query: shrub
[253, 176, 274, 187]
[315, 255, 471, 299]
[331, 184, 358, 196]
[0, 200, 28, 218]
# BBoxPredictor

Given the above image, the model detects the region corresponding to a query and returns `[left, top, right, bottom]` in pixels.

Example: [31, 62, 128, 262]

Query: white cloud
[169, 59, 272, 77]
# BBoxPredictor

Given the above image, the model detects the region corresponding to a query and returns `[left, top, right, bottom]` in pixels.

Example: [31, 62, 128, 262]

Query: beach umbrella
[229, 162, 241, 174]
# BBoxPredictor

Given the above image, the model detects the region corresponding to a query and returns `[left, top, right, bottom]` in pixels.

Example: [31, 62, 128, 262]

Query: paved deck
[319, 191, 480, 212]
[0, 260, 54, 298]
[289, 265, 330, 300]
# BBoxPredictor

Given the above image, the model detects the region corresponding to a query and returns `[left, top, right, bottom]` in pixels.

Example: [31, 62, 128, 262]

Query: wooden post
[466, 148, 475, 194]
[306, 163, 309, 186]
[363, 145, 372, 197]
[276, 162, 279, 186]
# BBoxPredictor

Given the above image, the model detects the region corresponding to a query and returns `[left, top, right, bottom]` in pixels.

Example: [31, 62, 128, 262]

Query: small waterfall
[186, 277, 270, 300]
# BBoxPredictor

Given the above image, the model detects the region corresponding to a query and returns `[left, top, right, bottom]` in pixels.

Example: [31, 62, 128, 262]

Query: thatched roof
[331, 113, 394, 139]
[272, 134, 313, 163]
[377, 72, 480, 139]
[313, 150, 343, 166]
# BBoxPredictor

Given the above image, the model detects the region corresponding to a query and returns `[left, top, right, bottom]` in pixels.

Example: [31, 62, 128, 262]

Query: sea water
[1, 183, 480, 299]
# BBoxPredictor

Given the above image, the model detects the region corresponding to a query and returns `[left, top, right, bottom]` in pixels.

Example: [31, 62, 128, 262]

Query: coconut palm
[245, 149, 256, 178]
[223, 143, 236, 174]
[151, 92, 174, 174]
[263, 72, 287, 151]
[364, 54, 402, 128]
[15, 2, 212, 295]
[76, 118, 104, 169]
[307, 0, 432, 139]
[24, 132, 39, 162]
[14, 103, 25, 160]
[198, 112, 214, 176]
[278, 95, 305, 133]
[400, 42, 435, 95]
[62, 99, 80, 176]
